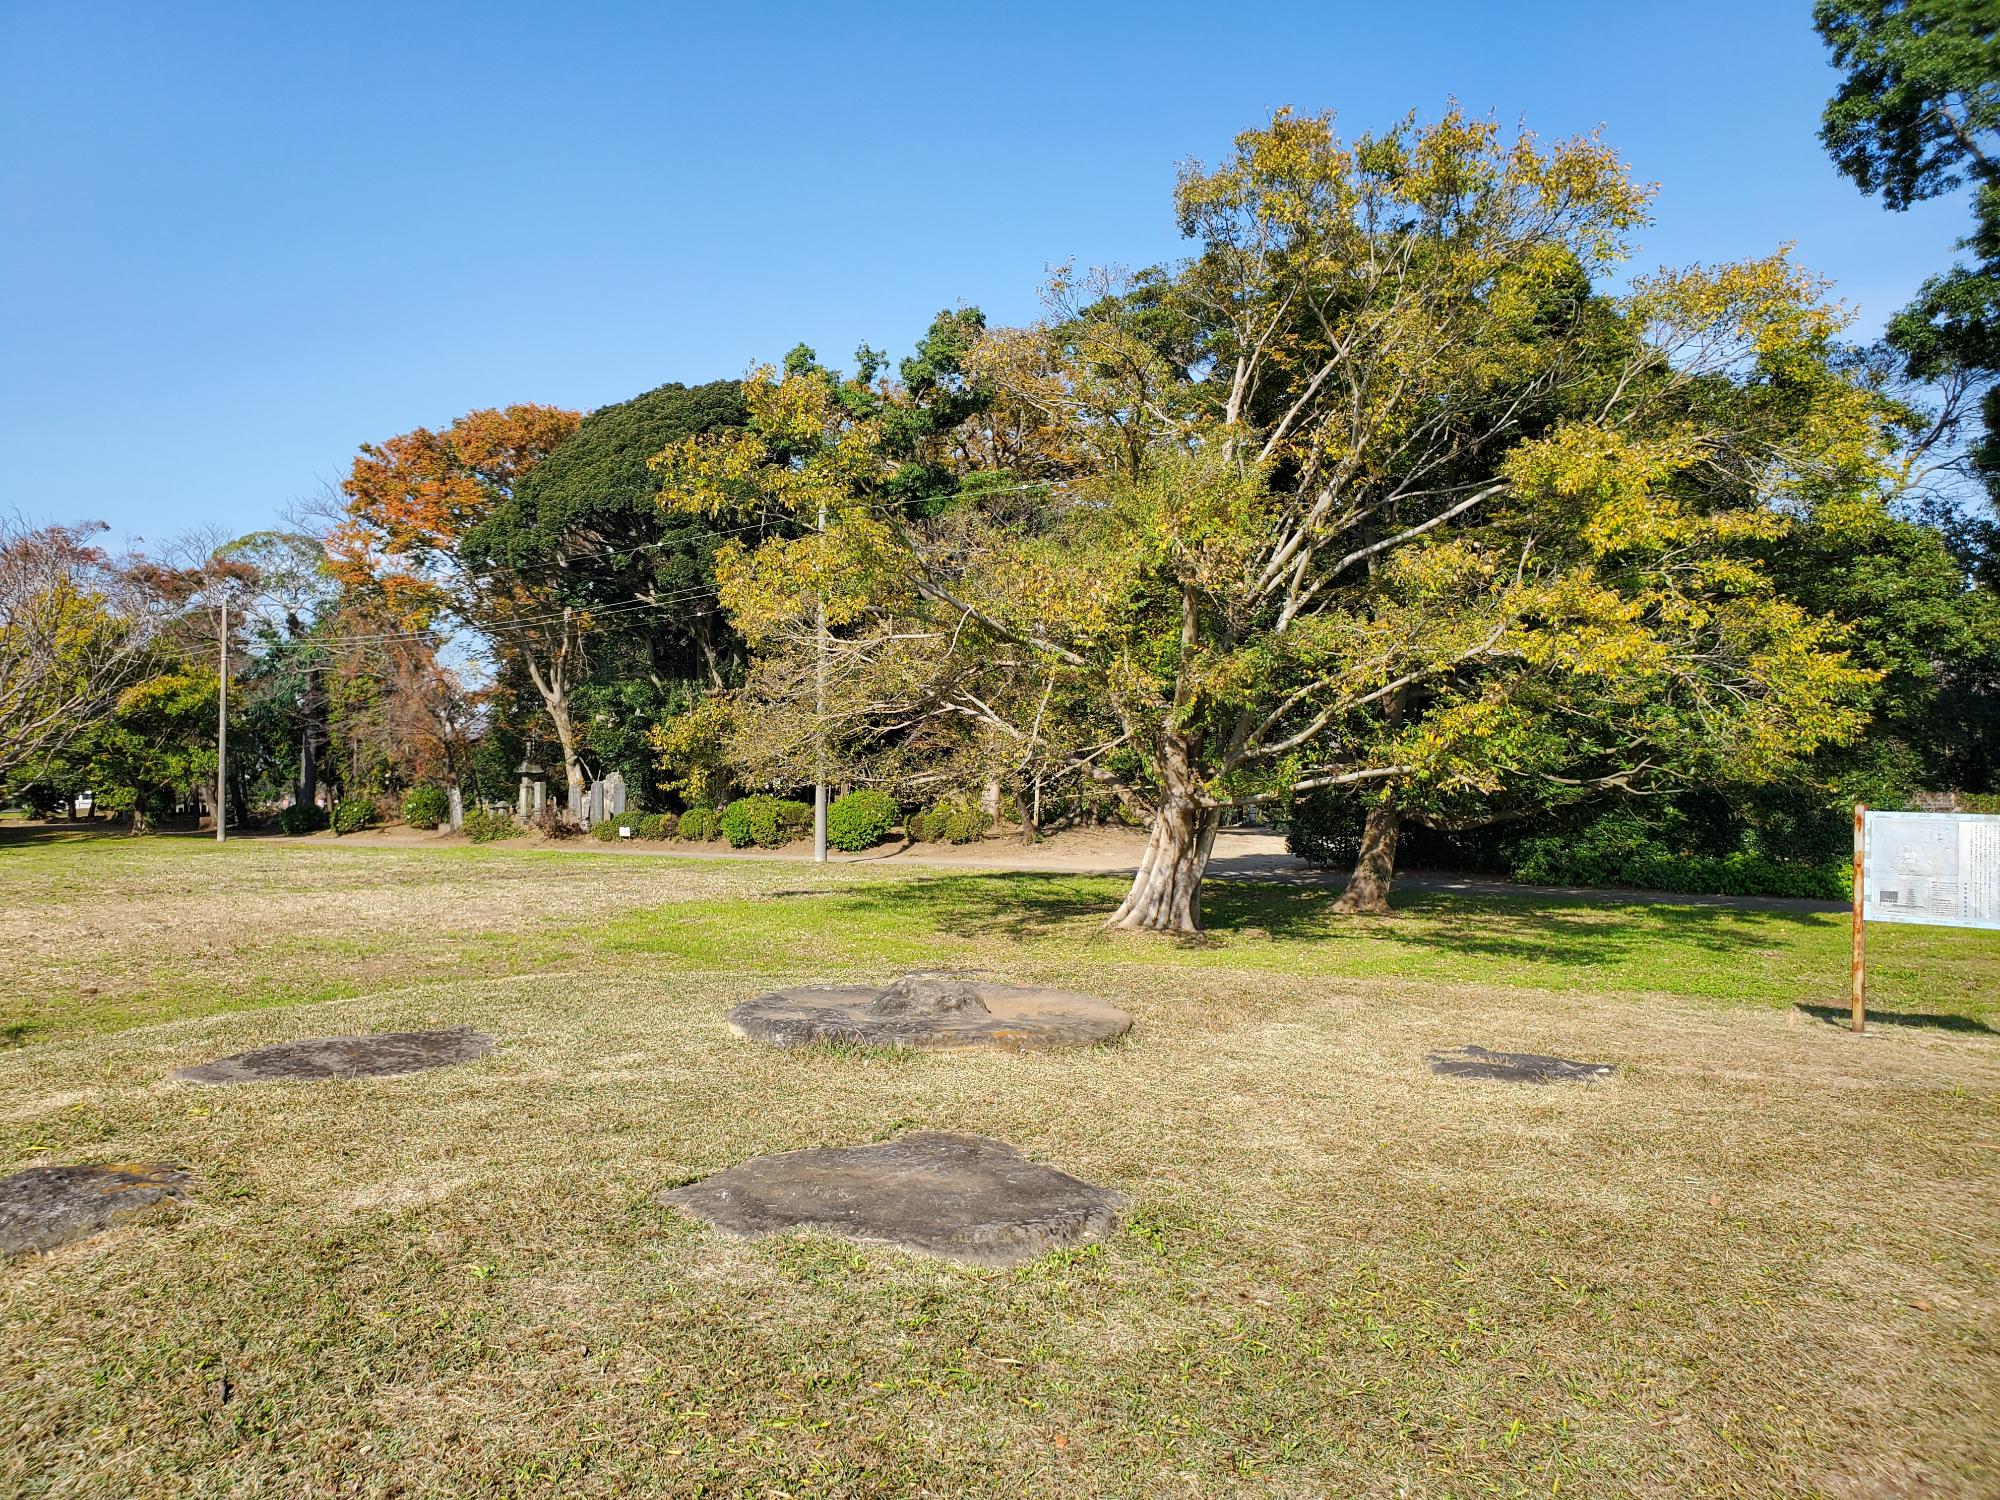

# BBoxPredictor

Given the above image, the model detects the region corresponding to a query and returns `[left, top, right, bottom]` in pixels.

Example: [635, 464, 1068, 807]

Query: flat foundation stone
[729, 971, 1132, 1051]
[173, 1027, 494, 1084]
[1, 1163, 191, 1256]
[659, 1131, 1127, 1267]
[1427, 1044, 1615, 1084]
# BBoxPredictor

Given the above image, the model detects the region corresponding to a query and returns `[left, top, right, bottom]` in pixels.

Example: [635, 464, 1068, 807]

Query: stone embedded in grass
[659, 1131, 1127, 1268]
[172, 1027, 495, 1084]
[0, 1163, 192, 1256]
[1427, 1044, 1615, 1084]
[728, 971, 1132, 1051]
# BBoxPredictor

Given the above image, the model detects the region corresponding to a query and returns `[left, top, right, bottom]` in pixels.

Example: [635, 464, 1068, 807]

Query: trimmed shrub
[677, 807, 719, 842]
[826, 789, 898, 851]
[462, 806, 522, 844]
[719, 794, 812, 849]
[331, 797, 372, 835]
[638, 811, 676, 839]
[593, 818, 620, 841]
[402, 785, 450, 830]
[277, 803, 328, 836]
[1510, 812, 1847, 899]
[908, 798, 990, 845]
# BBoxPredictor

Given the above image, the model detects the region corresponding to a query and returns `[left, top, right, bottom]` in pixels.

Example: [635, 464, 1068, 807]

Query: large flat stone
[660, 1131, 1127, 1268]
[729, 971, 1132, 1051]
[1, 1163, 192, 1256]
[1427, 1044, 1615, 1084]
[173, 1027, 494, 1084]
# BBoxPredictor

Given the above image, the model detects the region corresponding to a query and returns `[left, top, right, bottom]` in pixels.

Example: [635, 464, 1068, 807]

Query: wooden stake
[1851, 802, 1866, 1033]
[216, 591, 228, 845]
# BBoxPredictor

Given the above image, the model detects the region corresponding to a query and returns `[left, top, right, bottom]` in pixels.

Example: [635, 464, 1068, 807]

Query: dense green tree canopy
[1818, 0, 2000, 492]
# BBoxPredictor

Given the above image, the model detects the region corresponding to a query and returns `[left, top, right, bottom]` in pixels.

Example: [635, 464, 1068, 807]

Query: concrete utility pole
[813, 497, 828, 863]
[215, 588, 229, 843]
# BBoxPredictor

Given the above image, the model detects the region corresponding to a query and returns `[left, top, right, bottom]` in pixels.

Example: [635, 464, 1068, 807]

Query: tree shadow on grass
[1794, 1003, 1997, 1036]
[0, 824, 129, 850]
[1206, 882, 1830, 967]
[811, 871, 1123, 944]
[814, 871, 1827, 973]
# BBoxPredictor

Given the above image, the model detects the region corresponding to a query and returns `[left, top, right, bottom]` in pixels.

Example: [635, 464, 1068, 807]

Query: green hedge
[907, 798, 990, 845]
[593, 811, 678, 842]
[1503, 812, 1848, 899]
[826, 789, 898, 851]
[331, 797, 372, 835]
[277, 803, 328, 836]
[718, 795, 813, 849]
[1287, 796, 1850, 901]
[402, 785, 450, 829]
[461, 806, 521, 844]
[676, 807, 720, 842]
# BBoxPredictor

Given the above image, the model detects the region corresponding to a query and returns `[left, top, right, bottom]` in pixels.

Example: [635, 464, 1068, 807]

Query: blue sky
[0, 2, 1972, 545]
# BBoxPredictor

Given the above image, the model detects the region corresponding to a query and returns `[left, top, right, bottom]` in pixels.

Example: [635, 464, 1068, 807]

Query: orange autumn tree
[332, 404, 589, 814]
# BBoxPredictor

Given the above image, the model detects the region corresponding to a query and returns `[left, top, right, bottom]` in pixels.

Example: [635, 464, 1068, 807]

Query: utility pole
[813, 497, 828, 863]
[216, 587, 229, 844]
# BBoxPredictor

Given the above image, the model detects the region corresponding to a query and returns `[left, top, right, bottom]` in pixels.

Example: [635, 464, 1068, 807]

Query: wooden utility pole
[1850, 803, 1866, 1033]
[216, 590, 229, 844]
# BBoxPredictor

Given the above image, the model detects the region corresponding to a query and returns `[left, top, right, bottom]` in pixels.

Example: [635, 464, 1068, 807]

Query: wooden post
[216, 591, 228, 844]
[1851, 803, 1866, 1033]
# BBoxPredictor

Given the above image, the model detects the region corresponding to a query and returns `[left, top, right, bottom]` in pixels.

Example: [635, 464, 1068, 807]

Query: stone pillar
[518, 777, 531, 820]
[448, 786, 463, 832]
[605, 771, 626, 818]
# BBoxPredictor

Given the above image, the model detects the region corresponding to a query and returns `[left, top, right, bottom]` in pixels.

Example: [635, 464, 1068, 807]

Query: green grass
[6, 829, 1992, 1046]
[605, 872, 2000, 1026]
[2, 831, 1997, 1497]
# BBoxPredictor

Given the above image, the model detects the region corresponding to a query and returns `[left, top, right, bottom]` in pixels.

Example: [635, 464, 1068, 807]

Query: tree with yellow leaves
[662, 108, 1886, 930]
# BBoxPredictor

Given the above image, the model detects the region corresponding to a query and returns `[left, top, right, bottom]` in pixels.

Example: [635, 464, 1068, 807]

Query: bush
[908, 798, 990, 845]
[638, 811, 676, 839]
[402, 785, 450, 830]
[1509, 811, 1847, 900]
[277, 803, 329, 836]
[461, 806, 521, 844]
[718, 794, 814, 849]
[331, 797, 372, 835]
[826, 789, 898, 851]
[677, 807, 719, 842]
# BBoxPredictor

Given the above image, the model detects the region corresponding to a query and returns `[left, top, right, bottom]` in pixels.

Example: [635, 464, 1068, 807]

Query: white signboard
[1862, 811, 2000, 930]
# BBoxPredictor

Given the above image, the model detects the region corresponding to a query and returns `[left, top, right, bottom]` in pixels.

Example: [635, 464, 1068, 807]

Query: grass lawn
[2, 830, 1996, 1496]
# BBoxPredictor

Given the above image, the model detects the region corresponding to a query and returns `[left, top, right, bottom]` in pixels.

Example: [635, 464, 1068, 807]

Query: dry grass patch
[0, 836, 1996, 1496]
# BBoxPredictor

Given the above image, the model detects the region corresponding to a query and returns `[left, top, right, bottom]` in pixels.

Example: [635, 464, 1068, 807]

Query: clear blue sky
[0, 2, 1971, 546]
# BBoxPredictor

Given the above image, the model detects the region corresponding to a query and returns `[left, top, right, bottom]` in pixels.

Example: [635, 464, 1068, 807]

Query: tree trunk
[547, 700, 584, 824]
[1331, 803, 1401, 915]
[1105, 794, 1219, 933]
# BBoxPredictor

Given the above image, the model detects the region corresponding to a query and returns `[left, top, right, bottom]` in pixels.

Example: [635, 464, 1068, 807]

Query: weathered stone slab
[1, 1163, 192, 1256]
[173, 1027, 494, 1084]
[1427, 1044, 1615, 1084]
[660, 1131, 1127, 1267]
[729, 971, 1131, 1051]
